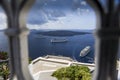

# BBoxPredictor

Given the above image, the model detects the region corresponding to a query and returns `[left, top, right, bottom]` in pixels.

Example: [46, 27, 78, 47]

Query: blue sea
[0, 30, 95, 63]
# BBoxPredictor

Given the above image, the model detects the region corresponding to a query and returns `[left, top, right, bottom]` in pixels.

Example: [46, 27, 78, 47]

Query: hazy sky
[1, 0, 119, 30]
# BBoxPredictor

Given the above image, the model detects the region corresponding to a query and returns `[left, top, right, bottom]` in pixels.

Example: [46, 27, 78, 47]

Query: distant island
[35, 30, 91, 37]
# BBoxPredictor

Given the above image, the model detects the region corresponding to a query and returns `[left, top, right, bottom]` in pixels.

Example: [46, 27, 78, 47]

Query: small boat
[51, 38, 68, 43]
[80, 46, 91, 57]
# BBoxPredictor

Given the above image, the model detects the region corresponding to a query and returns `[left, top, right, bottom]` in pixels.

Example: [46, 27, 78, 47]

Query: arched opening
[27, 0, 96, 79]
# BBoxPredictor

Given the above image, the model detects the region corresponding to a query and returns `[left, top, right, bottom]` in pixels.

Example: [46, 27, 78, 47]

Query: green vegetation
[52, 65, 92, 80]
[29, 57, 32, 64]
[0, 51, 8, 60]
[0, 63, 10, 80]
[0, 51, 33, 80]
[0, 51, 9, 80]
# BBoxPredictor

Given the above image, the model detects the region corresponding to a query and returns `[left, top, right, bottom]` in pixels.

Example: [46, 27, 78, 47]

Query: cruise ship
[51, 38, 68, 43]
[80, 46, 91, 57]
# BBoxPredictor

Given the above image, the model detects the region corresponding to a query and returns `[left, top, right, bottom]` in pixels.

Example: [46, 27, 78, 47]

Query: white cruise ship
[51, 38, 68, 43]
[80, 46, 91, 57]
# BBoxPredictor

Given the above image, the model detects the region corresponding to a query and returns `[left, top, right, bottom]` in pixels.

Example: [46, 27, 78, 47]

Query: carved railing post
[0, 0, 35, 80]
[86, 0, 120, 80]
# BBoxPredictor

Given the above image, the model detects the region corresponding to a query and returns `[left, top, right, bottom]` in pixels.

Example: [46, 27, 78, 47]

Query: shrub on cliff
[52, 65, 92, 80]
